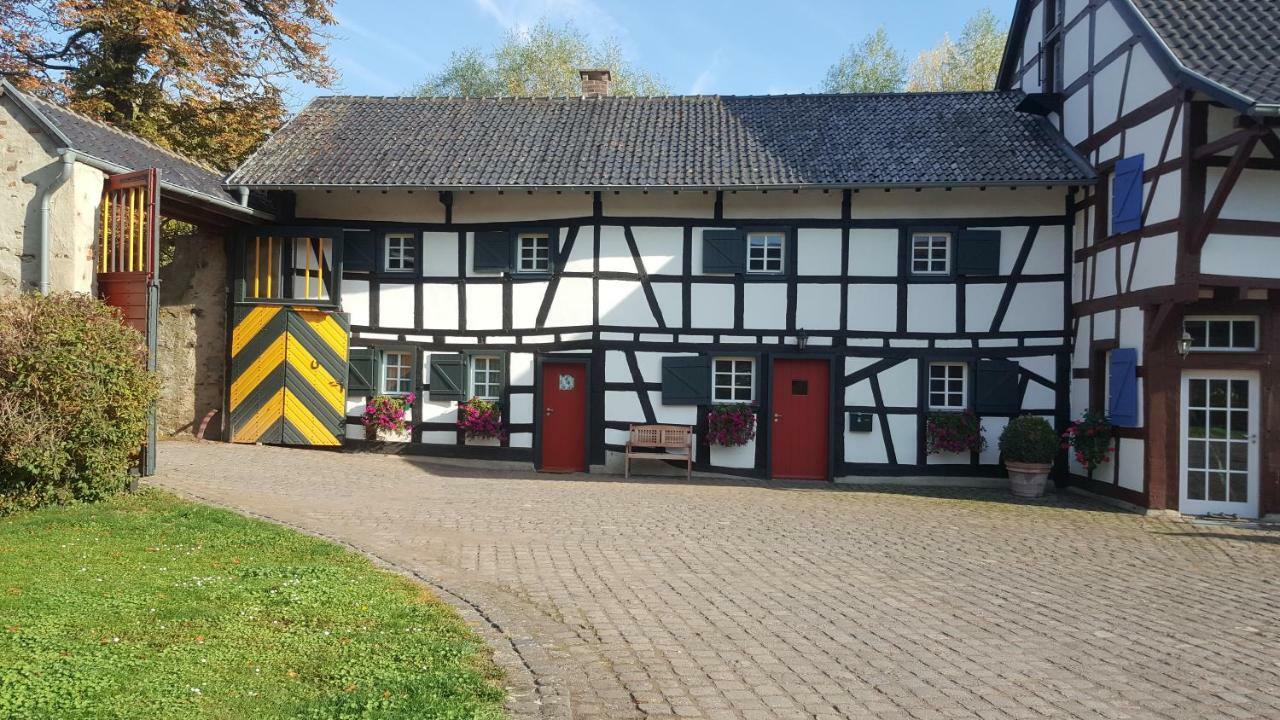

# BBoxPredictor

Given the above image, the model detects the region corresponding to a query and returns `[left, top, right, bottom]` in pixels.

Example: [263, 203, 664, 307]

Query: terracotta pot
[1005, 460, 1052, 498]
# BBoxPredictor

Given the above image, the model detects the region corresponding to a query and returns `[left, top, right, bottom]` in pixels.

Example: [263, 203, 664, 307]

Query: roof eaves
[0, 79, 74, 148]
[1120, 0, 1257, 113]
[69, 150, 273, 220]
[232, 178, 1098, 192]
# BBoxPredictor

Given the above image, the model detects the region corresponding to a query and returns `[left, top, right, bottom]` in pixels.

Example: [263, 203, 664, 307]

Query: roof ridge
[311, 89, 1022, 103]
[23, 92, 227, 176]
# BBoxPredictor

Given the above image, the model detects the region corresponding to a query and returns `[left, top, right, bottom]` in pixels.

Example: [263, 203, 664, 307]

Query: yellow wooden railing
[98, 170, 155, 275]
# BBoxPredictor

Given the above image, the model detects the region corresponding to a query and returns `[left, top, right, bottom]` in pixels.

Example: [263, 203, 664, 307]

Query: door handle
[773, 413, 782, 423]
[546, 408, 555, 416]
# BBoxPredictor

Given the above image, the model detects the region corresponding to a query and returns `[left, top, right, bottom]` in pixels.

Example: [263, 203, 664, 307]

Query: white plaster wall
[1093, 54, 1126, 131]
[848, 229, 898, 275]
[796, 284, 841, 330]
[421, 283, 459, 330]
[690, 283, 734, 327]
[1211, 169, 1280, 224]
[511, 281, 547, 328]
[544, 277, 592, 326]
[906, 284, 955, 334]
[1121, 110, 1181, 168]
[597, 226, 634, 273]
[341, 279, 370, 326]
[378, 283, 416, 328]
[853, 187, 1063, 220]
[452, 191, 591, 223]
[876, 360, 918, 407]
[845, 416, 891, 464]
[1063, 20, 1090, 85]
[1003, 282, 1063, 333]
[846, 284, 896, 331]
[1015, 224, 1065, 275]
[633, 226, 683, 275]
[743, 283, 786, 330]
[887, 415, 919, 465]
[1121, 46, 1169, 115]
[294, 189, 446, 223]
[721, 190, 840, 219]
[1017, 355, 1058, 409]
[1063, 89, 1090, 146]
[1092, 248, 1118, 298]
[1128, 233, 1177, 290]
[465, 283, 503, 330]
[1116, 437, 1144, 492]
[422, 231, 458, 276]
[796, 228, 842, 275]
[599, 279, 657, 327]
[653, 283, 682, 327]
[604, 192, 714, 218]
[1201, 235, 1280, 278]
[1093, 0, 1132, 60]
[965, 284, 1003, 332]
[510, 352, 535, 384]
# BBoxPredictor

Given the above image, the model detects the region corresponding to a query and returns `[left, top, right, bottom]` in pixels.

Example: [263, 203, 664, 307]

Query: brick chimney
[579, 69, 612, 97]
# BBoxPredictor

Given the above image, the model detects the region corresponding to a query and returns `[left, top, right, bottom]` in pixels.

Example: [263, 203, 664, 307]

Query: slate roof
[227, 91, 1095, 189]
[1130, 0, 1280, 109]
[1, 81, 254, 213]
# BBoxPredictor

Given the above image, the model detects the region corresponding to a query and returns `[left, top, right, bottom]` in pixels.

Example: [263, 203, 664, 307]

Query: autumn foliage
[0, 0, 336, 169]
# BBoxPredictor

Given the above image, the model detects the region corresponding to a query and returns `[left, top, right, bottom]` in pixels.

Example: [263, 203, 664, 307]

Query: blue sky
[289, 0, 1015, 109]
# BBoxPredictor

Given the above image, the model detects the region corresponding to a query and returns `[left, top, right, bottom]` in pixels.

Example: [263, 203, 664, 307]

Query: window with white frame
[517, 233, 551, 272]
[911, 233, 951, 275]
[746, 232, 784, 274]
[713, 358, 754, 402]
[928, 362, 967, 410]
[381, 350, 414, 395]
[470, 356, 502, 400]
[1184, 316, 1259, 352]
[384, 233, 416, 272]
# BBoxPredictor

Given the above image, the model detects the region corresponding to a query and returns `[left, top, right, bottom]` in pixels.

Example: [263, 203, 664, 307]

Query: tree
[0, 0, 337, 170]
[822, 27, 906, 93]
[415, 20, 667, 97]
[907, 9, 1008, 91]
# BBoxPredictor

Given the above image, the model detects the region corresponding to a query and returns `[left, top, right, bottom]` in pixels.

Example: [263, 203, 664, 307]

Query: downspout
[32, 148, 78, 294]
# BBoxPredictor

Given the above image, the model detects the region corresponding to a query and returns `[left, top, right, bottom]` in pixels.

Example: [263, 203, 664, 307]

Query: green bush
[998, 415, 1059, 465]
[0, 293, 158, 514]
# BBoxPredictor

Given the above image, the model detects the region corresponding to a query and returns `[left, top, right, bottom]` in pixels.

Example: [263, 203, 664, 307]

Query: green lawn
[0, 490, 506, 720]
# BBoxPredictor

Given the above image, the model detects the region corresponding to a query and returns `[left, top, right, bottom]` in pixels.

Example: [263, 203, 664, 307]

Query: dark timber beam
[1191, 132, 1263, 254]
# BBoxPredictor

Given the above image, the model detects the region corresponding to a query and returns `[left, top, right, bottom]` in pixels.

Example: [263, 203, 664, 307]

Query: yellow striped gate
[229, 306, 349, 445]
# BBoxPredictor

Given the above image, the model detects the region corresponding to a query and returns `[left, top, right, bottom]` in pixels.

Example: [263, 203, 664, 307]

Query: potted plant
[925, 411, 986, 456]
[704, 403, 756, 447]
[1062, 410, 1113, 475]
[999, 415, 1059, 497]
[458, 397, 506, 443]
[363, 393, 414, 442]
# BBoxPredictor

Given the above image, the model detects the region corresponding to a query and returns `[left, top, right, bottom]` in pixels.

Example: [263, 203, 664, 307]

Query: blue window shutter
[1108, 348, 1139, 427]
[702, 230, 745, 273]
[1111, 155, 1144, 234]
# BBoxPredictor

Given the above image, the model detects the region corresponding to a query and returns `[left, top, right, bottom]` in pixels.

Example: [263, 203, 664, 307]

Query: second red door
[770, 359, 830, 480]
[540, 361, 587, 472]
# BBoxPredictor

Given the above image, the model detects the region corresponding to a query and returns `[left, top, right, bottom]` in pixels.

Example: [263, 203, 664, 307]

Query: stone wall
[155, 229, 227, 439]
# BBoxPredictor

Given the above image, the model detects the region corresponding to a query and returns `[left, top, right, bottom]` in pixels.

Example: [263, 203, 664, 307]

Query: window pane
[1232, 321, 1256, 348]
[1208, 321, 1231, 348]
[1185, 321, 1207, 347]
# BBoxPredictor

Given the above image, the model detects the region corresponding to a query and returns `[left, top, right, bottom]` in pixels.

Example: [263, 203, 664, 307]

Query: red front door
[770, 359, 830, 480]
[540, 361, 587, 472]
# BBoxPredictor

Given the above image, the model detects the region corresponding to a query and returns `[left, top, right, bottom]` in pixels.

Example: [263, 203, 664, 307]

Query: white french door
[1180, 371, 1260, 518]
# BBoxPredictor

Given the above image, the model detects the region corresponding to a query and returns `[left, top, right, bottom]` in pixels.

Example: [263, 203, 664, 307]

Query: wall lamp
[1177, 330, 1194, 360]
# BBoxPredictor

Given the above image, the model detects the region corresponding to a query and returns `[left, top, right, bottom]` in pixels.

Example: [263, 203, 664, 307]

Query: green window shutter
[956, 230, 1001, 276]
[343, 231, 375, 273]
[974, 359, 1021, 414]
[473, 231, 512, 272]
[347, 348, 376, 396]
[429, 354, 468, 401]
[661, 356, 711, 404]
[702, 230, 745, 273]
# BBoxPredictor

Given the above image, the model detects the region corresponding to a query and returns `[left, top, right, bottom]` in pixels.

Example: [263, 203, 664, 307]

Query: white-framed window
[712, 357, 754, 403]
[470, 355, 502, 400]
[911, 233, 951, 275]
[384, 233, 416, 272]
[746, 232, 784, 274]
[380, 350, 415, 395]
[928, 362, 967, 410]
[1184, 316, 1259, 352]
[517, 233, 551, 273]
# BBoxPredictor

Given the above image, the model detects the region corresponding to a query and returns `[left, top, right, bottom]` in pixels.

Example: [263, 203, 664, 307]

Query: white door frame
[1179, 370, 1261, 518]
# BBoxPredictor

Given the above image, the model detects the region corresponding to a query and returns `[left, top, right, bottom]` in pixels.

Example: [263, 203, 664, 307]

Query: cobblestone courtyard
[153, 442, 1280, 720]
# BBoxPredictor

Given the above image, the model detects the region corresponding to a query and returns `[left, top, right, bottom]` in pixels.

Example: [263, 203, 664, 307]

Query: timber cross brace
[1189, 123, 1272, 256]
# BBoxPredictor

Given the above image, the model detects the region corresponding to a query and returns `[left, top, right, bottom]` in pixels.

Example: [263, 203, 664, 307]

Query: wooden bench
[624, 424, 693, 480]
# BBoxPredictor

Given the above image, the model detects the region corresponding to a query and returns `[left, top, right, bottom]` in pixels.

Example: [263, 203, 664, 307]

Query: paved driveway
[153, 442, 1280, 720]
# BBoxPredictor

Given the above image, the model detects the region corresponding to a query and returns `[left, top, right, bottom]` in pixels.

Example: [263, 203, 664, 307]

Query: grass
[0, 489, 506, 720]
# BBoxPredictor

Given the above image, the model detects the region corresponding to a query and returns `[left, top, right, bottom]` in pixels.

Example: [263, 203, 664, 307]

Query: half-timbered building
[999, 0, 1280, 517]
[223, 82, 1094, 481]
